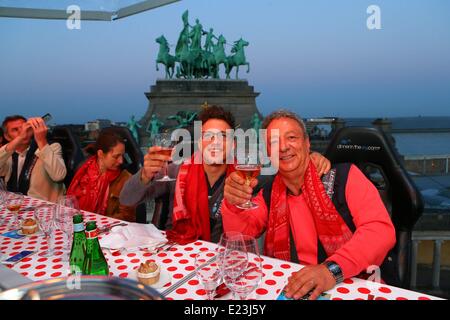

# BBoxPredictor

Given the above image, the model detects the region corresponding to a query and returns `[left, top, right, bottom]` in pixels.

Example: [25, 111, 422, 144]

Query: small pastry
[21, 218, 38, 235]
[137, 261, 161, 286]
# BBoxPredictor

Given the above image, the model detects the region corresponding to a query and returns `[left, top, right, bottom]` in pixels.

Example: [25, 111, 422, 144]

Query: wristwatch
[322, 261, 344, 284]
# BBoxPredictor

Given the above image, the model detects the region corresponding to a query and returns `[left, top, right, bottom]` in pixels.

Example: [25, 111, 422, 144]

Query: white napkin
[100, 223, 167, 252]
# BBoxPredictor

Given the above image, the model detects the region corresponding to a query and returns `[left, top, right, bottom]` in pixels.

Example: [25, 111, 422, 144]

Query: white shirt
[16, 147, 30, 180]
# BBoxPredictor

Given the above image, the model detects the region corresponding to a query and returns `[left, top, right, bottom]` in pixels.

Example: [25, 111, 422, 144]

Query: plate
[17, 229, 42, 237]
[131, 268, 172, 289]
[0, 276, 164, 300]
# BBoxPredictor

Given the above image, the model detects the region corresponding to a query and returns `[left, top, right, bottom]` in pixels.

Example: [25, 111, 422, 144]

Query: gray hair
[262, 109, 308, 139]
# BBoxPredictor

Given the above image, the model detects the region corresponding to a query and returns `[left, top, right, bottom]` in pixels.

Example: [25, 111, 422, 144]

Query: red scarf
[265, 161, 353, 261]
[67, 156, 120, 214]
[167, 152, 233, 244]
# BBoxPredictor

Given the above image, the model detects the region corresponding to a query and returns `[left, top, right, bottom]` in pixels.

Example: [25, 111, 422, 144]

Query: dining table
[0, 195, 443, 300]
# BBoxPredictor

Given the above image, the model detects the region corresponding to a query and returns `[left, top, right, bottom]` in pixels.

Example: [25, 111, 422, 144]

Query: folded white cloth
[100, 223, 167, 252]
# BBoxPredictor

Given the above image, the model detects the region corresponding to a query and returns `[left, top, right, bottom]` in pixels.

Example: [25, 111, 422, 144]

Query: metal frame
[410, 231, 450, 290]
[0, 0, 180, 21]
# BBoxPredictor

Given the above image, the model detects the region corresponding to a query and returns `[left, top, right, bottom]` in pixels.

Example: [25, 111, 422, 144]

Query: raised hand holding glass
[151, 133, 176, 182]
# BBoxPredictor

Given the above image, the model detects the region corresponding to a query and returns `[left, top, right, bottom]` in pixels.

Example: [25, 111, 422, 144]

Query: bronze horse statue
[156, 35, 176, 79]
[225, 38, 250, 79]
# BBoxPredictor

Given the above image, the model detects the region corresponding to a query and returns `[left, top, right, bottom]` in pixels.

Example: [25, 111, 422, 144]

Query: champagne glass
[151, 132, 176, 182]
[234, 153, 261, 209]
[6, 192, 24, 228]
[195, 250, 222, 300]
[34, 205, 56, 257]
[225, 235, 263, 300]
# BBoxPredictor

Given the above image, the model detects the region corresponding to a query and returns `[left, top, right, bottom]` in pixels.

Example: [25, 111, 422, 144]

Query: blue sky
[1, 0, 450, 124]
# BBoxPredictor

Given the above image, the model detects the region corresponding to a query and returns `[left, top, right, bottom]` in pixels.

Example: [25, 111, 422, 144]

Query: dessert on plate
[137, 261, 160, 286]
[21, 218, 38, 235]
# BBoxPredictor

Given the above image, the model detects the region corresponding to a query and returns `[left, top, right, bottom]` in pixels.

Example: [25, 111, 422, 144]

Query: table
[0, 196, 443, 300]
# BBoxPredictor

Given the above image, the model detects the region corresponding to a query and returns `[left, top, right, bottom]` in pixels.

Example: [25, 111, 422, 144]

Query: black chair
[324, 127, 423, 288]
[101, 126, 147, 223]
[48, 126, 86, 189]
[151, 192, 171, 230]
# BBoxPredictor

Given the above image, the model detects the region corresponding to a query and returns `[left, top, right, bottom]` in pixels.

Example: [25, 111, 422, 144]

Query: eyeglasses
[201, 131, 229, 142]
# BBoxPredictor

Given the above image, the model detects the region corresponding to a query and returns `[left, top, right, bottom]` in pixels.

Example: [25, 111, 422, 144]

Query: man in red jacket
[222, 109, 396, 300]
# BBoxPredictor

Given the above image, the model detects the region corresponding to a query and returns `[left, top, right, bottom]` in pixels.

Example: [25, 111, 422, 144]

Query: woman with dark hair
[67, 130, 135, 221]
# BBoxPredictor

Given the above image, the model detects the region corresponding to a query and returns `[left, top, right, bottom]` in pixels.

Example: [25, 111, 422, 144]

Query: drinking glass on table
[195, 250, 222, 300]
[217, 231, 245, 267]
[55, 195, 79, 252]
[221, 233, 249, 299]
[0, 187, 7, 224]
[34, 205, 56, 257]
[57, 195, 79, 212]
[0, 178, 6, 196]
[6, 192, 24, 228]
[223, 235, 262, 300]
[234, 153, 261, 210]
[151, 132, 176, 182]
[0, 179, 7, 213]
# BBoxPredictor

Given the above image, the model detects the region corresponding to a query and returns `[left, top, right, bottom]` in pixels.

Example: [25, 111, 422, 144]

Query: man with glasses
[120, 106, 330, 243]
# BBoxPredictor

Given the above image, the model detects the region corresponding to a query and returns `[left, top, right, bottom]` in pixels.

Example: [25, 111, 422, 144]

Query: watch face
[324, 261, 343, 283]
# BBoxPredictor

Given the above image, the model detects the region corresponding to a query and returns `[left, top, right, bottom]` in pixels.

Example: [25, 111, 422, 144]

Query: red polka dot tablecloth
[0, 196, 442, 300]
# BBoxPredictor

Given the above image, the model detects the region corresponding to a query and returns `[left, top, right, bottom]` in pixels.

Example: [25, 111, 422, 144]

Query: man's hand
[223, 171, 258, 206]
[284, 264, 336, 300]
[28, 117, 48, 150]
[140, 146, 171, 184]
[310, 152, 331, 176]
[5, 121, 33, 152]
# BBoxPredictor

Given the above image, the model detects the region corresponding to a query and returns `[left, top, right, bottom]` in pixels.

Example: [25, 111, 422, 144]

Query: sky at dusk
[1, 0, 450, 124]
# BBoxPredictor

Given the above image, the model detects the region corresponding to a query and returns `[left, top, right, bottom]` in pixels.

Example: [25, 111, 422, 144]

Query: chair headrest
[325, 127, 423, 230]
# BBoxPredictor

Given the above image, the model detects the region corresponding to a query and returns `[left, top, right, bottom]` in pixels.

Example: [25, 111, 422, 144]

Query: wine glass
[55, 195, 79, 253]
[195, 250, 222, 300]
[34, 205, 56, 257]
[6, 192, 24, 228]
[234, 152, 261, 209]
[57, 195, 79, 211]
[224, 235, 263, 300]
[217, 231, 245, 268]
[222, 233, 249, 299]
[151, 132, 176, 182]
[0, 179, 6, 214]
[0, 183, 7, 224]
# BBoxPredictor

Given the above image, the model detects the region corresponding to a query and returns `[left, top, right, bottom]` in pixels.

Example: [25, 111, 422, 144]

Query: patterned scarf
[264, 161, 353, 261]
[67, 156, 120, 214]
[167, 152, 233, 244]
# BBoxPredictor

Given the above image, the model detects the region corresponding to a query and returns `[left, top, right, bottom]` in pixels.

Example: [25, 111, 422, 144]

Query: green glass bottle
[82, 221, 109, 276]
[69, 214, 86, 275]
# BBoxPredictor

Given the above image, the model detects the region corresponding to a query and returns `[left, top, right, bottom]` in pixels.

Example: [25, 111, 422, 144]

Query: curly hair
[198, 105, 236, 129]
